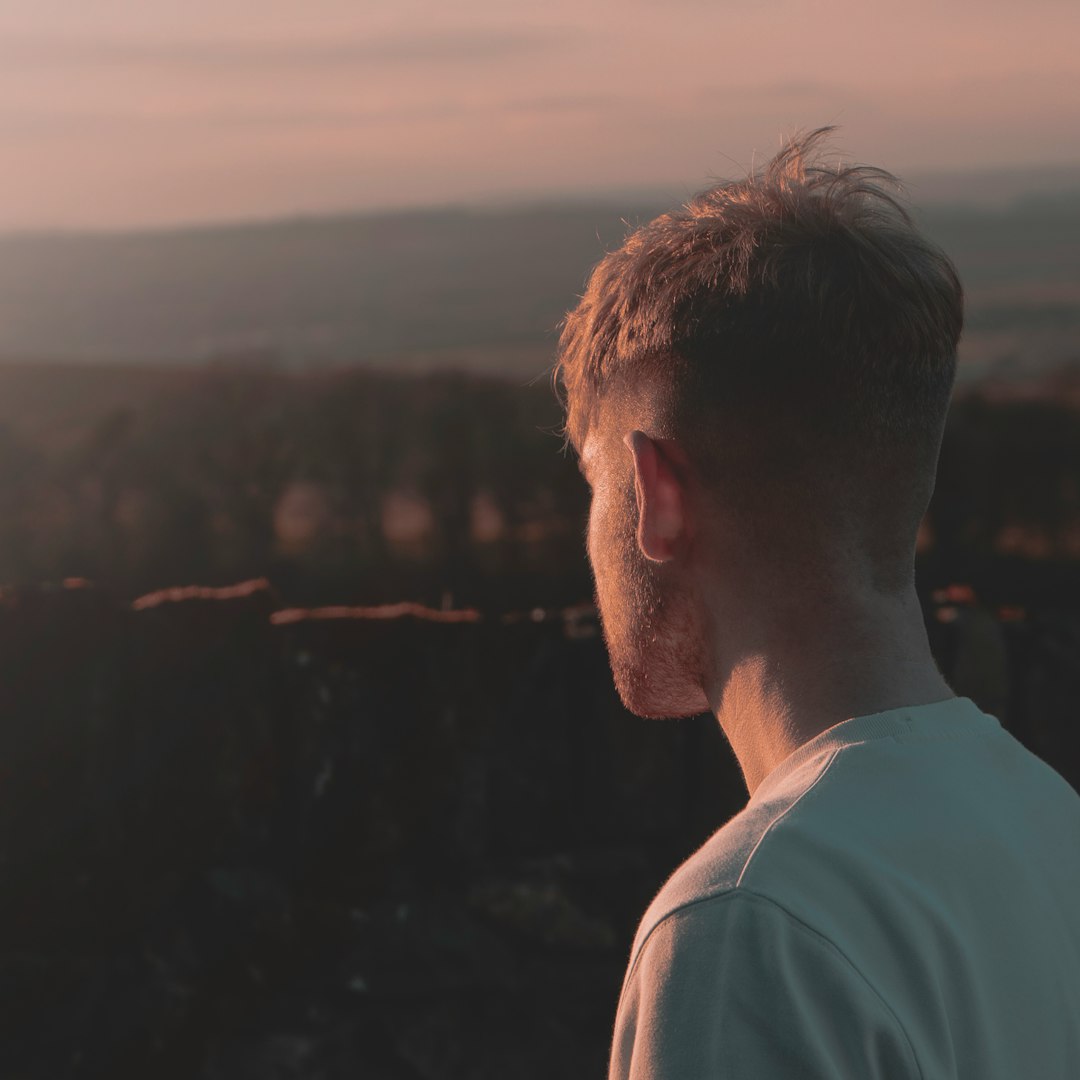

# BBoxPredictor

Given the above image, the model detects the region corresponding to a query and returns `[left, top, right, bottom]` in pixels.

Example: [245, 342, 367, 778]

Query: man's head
[553, 128, 963, 719]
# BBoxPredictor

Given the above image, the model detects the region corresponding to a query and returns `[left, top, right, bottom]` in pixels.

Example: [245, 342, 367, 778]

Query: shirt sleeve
[608, 889, 920, 1080]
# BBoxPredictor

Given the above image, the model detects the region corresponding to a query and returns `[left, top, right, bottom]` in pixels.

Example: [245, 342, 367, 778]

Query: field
[0, 186, 1078, 1078]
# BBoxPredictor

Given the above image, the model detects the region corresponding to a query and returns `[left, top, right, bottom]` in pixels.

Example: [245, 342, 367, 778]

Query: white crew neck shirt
[609, 696, 1080, 1079]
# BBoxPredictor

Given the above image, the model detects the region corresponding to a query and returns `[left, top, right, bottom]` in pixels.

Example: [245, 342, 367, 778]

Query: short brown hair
[552, 127, 964, 588]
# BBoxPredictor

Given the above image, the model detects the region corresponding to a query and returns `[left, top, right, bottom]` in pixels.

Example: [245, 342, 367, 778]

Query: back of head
[554, 127, 964, 593]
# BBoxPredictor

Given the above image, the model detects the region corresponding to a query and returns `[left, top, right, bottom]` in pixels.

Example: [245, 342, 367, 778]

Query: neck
[703, 579, 955, 797]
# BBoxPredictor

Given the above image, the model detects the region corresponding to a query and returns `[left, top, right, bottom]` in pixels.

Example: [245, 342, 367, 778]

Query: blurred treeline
[1, 360, 1080, 611]
[0, 363, 589, 610]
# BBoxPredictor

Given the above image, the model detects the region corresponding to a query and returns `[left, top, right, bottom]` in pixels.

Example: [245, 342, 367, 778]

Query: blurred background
[1, 2, 1079, 1077]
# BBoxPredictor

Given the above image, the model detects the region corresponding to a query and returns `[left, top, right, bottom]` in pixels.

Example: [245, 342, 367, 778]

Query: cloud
[0, 27, 576, 71]
[0, 102, 470, 139]
[0, 92, 623, 141]
[503, 95, 616, 114]
[696, 81, 851, 104]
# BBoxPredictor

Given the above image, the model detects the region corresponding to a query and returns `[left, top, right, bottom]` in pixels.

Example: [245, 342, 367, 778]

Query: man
[553, 128, 1080, 1078]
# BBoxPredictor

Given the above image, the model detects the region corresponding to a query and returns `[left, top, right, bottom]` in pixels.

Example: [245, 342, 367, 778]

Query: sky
[2, 0, 1079, 230]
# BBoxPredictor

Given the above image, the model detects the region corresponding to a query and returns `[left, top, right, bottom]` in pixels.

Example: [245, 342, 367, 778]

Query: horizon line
[4, 158, 1080, 241]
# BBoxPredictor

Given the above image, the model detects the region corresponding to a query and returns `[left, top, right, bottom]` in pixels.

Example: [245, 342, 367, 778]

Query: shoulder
[627, 743, 842, 964]
[612, 889, 921, 1080]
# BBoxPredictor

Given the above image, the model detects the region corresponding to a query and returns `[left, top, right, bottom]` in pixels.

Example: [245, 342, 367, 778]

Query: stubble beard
[595, 513, 710, 720]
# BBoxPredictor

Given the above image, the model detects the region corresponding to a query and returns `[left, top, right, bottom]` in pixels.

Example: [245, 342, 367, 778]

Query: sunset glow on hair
[553, 127, 964, 463]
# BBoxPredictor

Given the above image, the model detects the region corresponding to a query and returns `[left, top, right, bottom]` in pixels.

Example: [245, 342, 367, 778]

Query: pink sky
[2, 0, 1078, 230]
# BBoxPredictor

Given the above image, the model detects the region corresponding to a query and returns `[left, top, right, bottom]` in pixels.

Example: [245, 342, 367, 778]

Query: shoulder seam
[621, 888, 925, 1080]
[622, 744, 841, 994]
[735, 745, 841, 887]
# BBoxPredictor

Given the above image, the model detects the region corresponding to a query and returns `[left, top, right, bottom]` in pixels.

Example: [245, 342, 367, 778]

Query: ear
[623, 430, 688, 563]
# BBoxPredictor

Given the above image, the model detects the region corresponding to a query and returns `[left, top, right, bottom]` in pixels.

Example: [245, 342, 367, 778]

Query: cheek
[585, 494, 600, 572]
[587, 483, 616, 560]
[587, 482, 633, 578]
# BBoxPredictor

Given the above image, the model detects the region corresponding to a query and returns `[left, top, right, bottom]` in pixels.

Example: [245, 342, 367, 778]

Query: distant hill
[0, 204, 660, 378]
[904, 162, 1080, 210]
[1, 185, 1078, 382]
